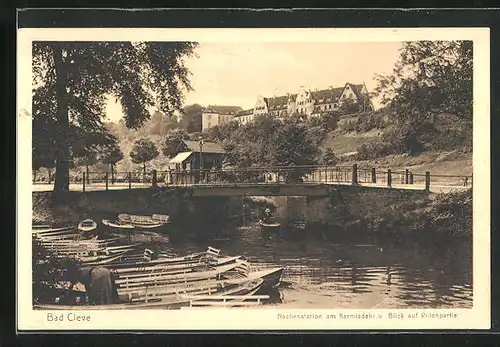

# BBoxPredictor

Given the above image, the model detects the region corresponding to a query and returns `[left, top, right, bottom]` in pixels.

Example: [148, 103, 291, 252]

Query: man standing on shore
[76, 266, 119, 305]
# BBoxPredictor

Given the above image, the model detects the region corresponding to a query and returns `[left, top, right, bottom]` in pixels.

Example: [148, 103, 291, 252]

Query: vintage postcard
[17, 26, 490, 331]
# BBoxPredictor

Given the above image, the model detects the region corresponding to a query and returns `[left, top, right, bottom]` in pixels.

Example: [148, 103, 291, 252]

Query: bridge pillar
[352, 164, 358, 185]
[425, 171, 430, 193]
[387, 169, 392, 187]
[371, 167, 376, 183]
[152, 170, 158, 187]
[405, 169, 409, 184]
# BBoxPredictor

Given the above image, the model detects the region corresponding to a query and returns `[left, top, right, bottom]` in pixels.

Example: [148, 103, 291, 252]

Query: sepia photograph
[17, 26, 490, 330]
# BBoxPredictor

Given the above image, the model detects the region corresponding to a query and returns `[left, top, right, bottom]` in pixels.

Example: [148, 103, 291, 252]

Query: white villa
[201, 82, 373, 131]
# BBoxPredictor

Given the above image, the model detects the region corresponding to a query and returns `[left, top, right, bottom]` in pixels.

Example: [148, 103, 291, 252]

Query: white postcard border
[17, 27, 491, 331]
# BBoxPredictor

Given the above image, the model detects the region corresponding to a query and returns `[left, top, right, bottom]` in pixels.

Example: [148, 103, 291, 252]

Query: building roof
[169, 151, 193, 164]
[183, 140, 225, 154]
[203, 105, 243, 115]
[265, 95, 289, 111]
[311, 87, 345, 104]
[235, 108, 254, 117]
[349, 83, 370, 102]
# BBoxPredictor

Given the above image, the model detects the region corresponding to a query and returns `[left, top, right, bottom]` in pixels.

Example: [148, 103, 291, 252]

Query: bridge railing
[32, 164, 473, 193]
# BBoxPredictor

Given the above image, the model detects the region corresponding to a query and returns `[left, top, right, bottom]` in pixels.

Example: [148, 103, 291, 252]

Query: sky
[104, 41, 403, 122]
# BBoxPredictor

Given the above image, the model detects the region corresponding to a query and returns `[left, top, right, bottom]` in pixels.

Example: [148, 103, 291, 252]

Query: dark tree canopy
[161, 129, 189, 158]
[373, 40, 473, 154]
[101, 143, 124, 166]
[32, 41, 198, 196]
[180, 104, 203, 133]
[130, 138, 159, 165]
[219, 114, 324, 174]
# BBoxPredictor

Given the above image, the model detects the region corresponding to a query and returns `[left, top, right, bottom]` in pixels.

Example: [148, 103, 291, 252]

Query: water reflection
[101, 222, 472, 309]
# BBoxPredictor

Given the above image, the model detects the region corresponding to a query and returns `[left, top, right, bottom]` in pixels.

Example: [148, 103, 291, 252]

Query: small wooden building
[168, 140, 225, 184]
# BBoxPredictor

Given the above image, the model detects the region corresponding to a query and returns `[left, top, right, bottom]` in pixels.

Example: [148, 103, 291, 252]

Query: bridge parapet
[33, 165, 473, 195]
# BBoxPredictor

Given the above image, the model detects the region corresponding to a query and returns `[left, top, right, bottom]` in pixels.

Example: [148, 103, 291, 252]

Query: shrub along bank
[357, 189, 472, 237]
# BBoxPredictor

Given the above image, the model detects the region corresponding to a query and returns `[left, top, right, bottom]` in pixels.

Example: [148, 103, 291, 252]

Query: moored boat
[102, 219, 135, 230]
[78, 219, 98, 232]
[259, 220, 282, 231]
[32, 225, 75, 234]
[118, 213, 170, 228]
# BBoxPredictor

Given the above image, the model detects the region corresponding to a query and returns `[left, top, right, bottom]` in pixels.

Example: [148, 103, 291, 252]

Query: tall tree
[373, 40, 472, 154]
[161, 129, 189, 158]
[180, 104, 203, 133]
[100, 144, 124, 183]
[130, 138, 159, 179]
[32, 41, 198, 199]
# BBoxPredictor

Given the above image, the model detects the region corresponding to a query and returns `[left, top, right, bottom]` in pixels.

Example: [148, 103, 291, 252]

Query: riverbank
[352, 188, 472, 237]
[32, 187, 472, 238]
[322, 130, 472, 176]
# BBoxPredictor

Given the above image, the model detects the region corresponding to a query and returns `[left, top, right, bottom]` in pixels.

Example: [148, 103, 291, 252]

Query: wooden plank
[185, 295, 270, 300]
[113, 265, 237, 285]
[190, 301, 262, 307]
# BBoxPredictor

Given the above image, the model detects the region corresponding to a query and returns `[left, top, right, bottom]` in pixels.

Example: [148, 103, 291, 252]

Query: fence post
[425, 171, 430, 193]
[105, 172, 109, 191]
[409, 172, 414, 184]
[371, 167, 376, 184]
[128, 172, 132, 190]
[152, 170, 157, 187]
[352, 164, 358, 185]
[83, 172, 86, 192]
[405, 169, 409, 184]
[387, 169, 392, 187]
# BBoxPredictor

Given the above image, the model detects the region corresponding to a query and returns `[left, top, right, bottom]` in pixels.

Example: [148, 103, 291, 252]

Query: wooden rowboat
[259, 220, 282, 230]
[102, 219, 135, 230]
[118, 214, 170, 227]
[78, 219, 98, 232]
[32, 226, 75, 234]
[34, 270, 268, 310]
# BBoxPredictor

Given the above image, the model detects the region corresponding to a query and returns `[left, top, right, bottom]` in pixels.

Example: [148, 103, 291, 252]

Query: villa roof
[235, 108, 254, 117]
[311, 87, 345, 104]
[203, 105, 243, 115]
[265, 95, 289, 111]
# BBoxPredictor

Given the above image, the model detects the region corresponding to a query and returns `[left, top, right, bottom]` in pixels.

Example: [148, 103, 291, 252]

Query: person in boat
[261, 208, 275, 224]
[70, 266, 119, 305]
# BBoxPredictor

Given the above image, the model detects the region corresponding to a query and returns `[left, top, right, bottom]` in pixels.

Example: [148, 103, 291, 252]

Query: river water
[110, 222, 473, 310]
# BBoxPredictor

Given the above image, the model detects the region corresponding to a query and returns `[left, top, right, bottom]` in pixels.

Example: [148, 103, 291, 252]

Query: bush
[342, 120, 357, 132]
[355, 113, 385, 132]
[322, 148, 338, 165]
[355, 141, 394, 160]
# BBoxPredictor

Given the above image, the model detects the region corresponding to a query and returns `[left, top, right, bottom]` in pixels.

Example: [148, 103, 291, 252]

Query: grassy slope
[321, 130, 472, 176]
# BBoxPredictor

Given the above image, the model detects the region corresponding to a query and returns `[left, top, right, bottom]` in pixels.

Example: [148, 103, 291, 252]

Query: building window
[329, 104, 332, 109]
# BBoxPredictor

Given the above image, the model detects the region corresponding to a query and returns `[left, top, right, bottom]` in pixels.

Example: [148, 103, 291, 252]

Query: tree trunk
[52, 44, 70, 199]
[86, 164, 90, 184]
[110, 163, 115, 184]
[143, 162, 146, 183]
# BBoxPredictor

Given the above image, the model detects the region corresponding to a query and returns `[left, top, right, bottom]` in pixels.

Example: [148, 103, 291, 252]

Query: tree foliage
[373, 41, 473, 154]
[130, 138, 159, 171]
[100, 143, 125, 182]
[322, 148, 339, 165]
[161, 129, 189, 158]
[219, 114, 324, 180]
[180, 104, 203, 133]
[32, 41, 198, 196]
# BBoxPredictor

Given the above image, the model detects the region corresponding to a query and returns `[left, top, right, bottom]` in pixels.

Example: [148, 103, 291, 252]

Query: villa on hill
[201, 82, 374, 131]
